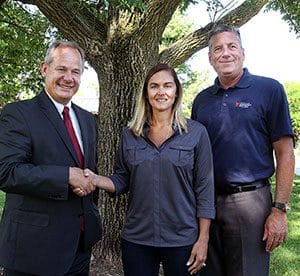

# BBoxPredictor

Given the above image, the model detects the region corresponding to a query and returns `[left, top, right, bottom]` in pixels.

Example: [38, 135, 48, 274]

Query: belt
[217, 179, 270, 195]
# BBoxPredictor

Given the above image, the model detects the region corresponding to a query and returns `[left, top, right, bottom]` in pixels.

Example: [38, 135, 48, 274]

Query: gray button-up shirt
[110, 119, 215, 247]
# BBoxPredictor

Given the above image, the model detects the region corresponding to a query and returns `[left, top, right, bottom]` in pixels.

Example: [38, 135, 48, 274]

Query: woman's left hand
[186, 239, 208, 275]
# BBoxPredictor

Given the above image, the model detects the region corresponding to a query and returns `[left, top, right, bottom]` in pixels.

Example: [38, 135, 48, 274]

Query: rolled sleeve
[193, 125, 215, 219]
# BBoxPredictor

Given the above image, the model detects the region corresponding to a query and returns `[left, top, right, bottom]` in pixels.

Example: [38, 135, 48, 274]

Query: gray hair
[208, 24, 243, 52]
[44, 40, 85, 71]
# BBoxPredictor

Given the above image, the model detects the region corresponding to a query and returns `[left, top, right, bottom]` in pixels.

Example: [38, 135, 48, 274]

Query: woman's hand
[186, 239, 207, 274]
[83, 168, 116, 193]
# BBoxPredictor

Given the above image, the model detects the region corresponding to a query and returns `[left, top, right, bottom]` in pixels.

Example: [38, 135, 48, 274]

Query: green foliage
[160, 8, 194, 51]
[178, 0, 198, 13]
[77, 0, 147, 22]
[270, 175, 300, 275]
[161, 8, 211, 118]
[285, 82, 300, 145]
[179, 68, 211, 117]
[266, 0, 300, 36]
[0, 191, 4, 216]
[0, 0, 53, 108]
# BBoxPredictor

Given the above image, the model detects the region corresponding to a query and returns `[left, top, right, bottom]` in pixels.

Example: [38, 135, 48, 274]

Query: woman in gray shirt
[84, 64, 215, 276]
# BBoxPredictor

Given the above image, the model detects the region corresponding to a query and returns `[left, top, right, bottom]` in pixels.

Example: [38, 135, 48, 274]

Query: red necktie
[62, 106, 85, 232]
[62, 106, 84, 168]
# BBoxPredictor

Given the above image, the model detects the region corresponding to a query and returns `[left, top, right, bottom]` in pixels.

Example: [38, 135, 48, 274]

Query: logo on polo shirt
[235, 101, 252, 108]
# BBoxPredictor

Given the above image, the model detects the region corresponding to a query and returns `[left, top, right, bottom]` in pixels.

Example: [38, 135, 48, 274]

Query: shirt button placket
[153, 152, 160, 245]
[221, 93, 229, 112]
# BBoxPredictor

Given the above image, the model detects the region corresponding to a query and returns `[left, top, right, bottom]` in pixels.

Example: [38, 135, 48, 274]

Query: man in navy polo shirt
[191, 24, 295, 276]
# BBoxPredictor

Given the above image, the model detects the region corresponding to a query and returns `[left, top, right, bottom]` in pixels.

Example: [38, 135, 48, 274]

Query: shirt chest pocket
[168, 145, 194, 167]
[125, 145, 148, 165]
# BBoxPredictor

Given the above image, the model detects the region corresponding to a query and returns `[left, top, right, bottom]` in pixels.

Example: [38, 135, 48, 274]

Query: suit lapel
[36, 90, 81, 167]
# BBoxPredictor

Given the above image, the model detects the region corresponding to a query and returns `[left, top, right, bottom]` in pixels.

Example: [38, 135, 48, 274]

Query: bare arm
[273, 136, 295, 203]
[263, 136, 295, 252]
[186, 218, 211, 274]
[83, 169, 116, 193]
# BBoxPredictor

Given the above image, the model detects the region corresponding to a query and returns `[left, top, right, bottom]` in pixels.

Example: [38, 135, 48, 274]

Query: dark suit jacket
[0, 90, 102, 275]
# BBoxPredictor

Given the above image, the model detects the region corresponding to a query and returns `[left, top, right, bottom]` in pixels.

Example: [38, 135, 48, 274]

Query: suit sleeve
[0, 103, 69, 200]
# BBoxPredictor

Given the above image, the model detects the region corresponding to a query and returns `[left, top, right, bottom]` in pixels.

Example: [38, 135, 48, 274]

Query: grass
[270, 175, 300, 275]
[0, 177, 299, 275]
[0, 191, 4, 216]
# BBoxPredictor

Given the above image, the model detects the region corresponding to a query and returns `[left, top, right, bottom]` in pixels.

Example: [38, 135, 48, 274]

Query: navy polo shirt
[191, 68, 293, 191]
[109, 119, 215, 247]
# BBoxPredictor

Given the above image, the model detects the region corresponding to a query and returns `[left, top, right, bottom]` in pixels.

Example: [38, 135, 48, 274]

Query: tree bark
[16, 0, 268, 272]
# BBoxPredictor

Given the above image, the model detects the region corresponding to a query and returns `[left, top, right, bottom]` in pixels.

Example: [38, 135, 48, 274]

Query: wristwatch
[272, 202, 289, 213]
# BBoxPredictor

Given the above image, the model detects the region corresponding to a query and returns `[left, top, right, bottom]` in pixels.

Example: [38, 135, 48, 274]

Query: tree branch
[159, 0, 268, 67]
[138, 0, 182, 45]
[18, 0, 108, 46]
[277, 0, 300, 34]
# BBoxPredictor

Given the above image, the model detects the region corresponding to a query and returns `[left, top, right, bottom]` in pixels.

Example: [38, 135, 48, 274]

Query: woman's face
[147, 70, 177, 113]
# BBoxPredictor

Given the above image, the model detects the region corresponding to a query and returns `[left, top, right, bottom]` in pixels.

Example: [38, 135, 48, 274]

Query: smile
[156, 98, 167, 102]
[59, 84, 73, 89]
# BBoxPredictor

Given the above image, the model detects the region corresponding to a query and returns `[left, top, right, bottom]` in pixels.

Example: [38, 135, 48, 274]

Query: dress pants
[121, 239, 199, 276]
[200, 185, 271, 276]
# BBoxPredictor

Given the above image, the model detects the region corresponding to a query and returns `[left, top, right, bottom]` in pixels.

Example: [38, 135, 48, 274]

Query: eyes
[56, 66, 81, 76]
[213, 43, 239, 54]
[148, 83, 174, 90]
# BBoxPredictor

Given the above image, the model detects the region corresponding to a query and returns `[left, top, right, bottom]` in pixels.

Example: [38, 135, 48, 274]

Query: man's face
[209, 31, 245, 80]
[41, 46, 83, 105]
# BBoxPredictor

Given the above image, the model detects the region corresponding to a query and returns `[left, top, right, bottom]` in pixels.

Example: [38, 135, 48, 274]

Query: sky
[187, 4, 300, 84]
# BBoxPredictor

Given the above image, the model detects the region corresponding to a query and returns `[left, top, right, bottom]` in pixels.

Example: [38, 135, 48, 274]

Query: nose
[157, 86, 166, 95]
[221, 46, 231, 57]
[62, 71, 73, 82]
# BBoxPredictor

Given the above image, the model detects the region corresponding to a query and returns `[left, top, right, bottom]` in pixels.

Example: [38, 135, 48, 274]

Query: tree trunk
[90, 42, 159, 269]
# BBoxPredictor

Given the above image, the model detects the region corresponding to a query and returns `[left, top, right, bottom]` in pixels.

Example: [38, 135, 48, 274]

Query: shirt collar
[44, 88, 72, 115]
[143, 120, 179, 137]
[211, 68, 252, 94]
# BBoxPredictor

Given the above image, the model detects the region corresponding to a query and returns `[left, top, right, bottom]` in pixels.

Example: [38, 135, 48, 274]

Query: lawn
[270, 175, 300, 276]
[0, 177, 299, 275]
[0, 191, 4, 216]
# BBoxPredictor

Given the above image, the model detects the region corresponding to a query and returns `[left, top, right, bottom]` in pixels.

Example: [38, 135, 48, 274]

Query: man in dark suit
[0, 40, 102, 275]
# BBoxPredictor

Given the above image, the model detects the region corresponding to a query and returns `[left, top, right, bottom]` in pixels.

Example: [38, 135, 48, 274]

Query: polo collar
[211, 68, 252, 94]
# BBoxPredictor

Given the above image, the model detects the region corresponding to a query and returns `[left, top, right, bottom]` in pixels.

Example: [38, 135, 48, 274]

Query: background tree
[1, 0, 299, 272]
[0, 0, 54, 107]
[266, 0, 300, 36]
[160, 7, 211, 117]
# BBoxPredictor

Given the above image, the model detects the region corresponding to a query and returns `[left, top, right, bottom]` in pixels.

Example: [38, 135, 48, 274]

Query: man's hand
[263, 208, 288, 252]
[69, 167, 95, 197]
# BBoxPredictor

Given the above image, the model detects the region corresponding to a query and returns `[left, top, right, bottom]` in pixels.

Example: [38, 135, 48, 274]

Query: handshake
[69, 167, 99, 197]
[69, 167, 115, 196]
